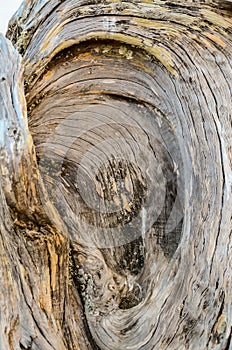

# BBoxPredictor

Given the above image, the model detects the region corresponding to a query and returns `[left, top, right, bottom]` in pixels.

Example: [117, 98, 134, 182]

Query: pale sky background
[0, 0, 23, 34]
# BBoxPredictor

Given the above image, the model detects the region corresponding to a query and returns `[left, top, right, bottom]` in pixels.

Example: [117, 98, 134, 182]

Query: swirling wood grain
[0, 1, 232, 349]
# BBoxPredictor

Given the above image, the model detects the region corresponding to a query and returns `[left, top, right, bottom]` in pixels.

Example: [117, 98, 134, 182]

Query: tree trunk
[1, 1, 232, 349]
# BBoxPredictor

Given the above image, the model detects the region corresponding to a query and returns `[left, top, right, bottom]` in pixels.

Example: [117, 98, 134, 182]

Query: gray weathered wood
[1, 0, 232, 349]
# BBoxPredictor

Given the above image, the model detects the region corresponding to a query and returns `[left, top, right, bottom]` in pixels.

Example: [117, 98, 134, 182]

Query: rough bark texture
[1, 0, 232, 349]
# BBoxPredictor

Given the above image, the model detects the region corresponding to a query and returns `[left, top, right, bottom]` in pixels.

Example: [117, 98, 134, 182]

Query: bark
[1, 0, 232, 349]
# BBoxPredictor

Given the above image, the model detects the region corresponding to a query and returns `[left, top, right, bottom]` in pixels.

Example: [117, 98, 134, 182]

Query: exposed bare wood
[0, 1, 232, 349]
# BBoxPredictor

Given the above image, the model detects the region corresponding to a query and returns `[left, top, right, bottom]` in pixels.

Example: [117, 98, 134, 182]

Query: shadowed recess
[26, 39, 184, 348]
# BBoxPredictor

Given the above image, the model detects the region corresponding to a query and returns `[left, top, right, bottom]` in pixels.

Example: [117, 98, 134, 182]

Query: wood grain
[0, 1, 232, 349]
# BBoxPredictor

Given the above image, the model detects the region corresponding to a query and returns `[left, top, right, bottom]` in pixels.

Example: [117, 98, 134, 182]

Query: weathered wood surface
[1, 0, 232, 349]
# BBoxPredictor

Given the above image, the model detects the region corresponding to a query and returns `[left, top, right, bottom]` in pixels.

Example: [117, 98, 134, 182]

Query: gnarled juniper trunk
[1, 1, 232, 349]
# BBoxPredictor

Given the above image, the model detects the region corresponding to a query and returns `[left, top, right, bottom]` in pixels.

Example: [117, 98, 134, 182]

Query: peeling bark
[1, 1, 232, 349]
